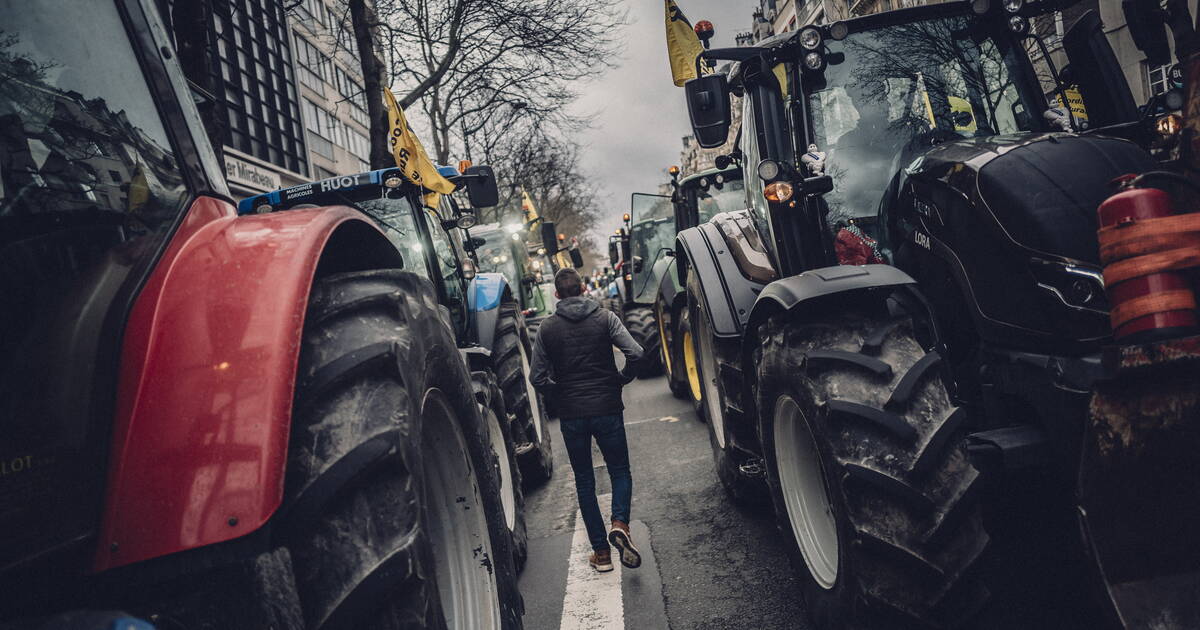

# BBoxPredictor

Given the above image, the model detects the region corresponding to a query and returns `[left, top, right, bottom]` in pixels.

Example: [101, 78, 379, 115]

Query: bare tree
[378, 0, 624, 163]
[345, 0, 392, 167]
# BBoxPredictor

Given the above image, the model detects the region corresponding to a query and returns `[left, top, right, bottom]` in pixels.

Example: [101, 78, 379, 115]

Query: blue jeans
[560, 413, 633, 551]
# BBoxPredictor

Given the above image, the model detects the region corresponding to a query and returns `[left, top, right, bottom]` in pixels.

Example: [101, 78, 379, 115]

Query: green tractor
[469, 222, 555, 338]
[677, 1, 1199, 627]
[655, 166, 745, 407]
[611, 196, 678, 378]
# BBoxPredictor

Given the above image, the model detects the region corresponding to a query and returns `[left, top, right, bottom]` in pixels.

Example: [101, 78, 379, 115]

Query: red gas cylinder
[1097, 184, 1198, 341]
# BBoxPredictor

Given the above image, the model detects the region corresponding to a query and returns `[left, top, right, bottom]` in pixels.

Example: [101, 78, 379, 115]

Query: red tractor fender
[94, 195, 396, 572]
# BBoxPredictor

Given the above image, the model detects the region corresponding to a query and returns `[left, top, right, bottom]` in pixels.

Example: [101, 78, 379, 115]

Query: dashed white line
[559, 493, 624, 630]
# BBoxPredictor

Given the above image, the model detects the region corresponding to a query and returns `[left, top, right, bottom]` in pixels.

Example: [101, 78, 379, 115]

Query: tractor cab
[240, 165, 498, 345]
[627, 194, 675, 305]
[469, 222, 552, 325]
[675, 166, 745, 231]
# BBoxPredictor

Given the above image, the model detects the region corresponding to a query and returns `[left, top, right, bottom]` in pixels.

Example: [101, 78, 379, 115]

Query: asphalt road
[518, 372, 810, 630]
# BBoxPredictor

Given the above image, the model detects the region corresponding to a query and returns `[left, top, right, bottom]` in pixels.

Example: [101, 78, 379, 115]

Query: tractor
[606, 198, 676, 378]
[466, 222, 555, 339]
[677, 0, 1198, 627]
[655, 166, 746, 408]
[0, 1, 526, 627]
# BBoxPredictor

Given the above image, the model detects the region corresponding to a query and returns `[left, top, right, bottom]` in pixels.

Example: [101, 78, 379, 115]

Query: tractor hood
[904, 133, 1157, 264]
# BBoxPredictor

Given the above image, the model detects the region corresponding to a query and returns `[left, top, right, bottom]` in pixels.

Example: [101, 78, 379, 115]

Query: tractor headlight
[757, 159, 782, 182]
[803, 51, 825, 71]
[1008, 16, 1029, 34]
[384, 175, 404, 188]
[799, 26, 822, 51]
[1157, 113, 1182, 137]
[1002, 0, 1023, 13]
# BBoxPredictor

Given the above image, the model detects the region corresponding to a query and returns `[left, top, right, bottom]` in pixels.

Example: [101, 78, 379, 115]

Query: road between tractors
[517, 368, 809, 630]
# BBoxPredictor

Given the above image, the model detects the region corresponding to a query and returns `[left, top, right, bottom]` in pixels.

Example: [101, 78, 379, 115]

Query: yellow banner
[521, 189, 540, 224]
[1058, 87, 1089, 123]
[383, 87, 455, 207]
[665, 0, 707, 87]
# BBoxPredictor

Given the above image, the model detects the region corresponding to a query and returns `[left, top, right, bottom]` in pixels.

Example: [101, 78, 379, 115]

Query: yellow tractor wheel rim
[658, 311, 672, 375]
[683, 330, 702, 402]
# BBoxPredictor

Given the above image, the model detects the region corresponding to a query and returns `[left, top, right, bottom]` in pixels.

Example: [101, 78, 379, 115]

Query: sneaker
[608, 520, 642, 569]
[589, 548, 613, 572]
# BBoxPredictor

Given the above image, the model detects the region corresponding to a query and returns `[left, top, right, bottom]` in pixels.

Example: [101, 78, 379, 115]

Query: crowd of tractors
[3, 0, 1200, 628]
[609, 0, 1200, 627]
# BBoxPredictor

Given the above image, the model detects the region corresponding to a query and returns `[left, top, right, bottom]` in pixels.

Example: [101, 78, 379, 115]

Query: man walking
[530, 268, 643, 573]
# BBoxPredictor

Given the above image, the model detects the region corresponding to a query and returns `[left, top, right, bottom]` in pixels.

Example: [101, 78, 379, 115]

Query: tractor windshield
[355, 197, 429, 279]
[476, 228, 522, 285]
[692, 178, 746, 224]
[807, 14, 1041, 226]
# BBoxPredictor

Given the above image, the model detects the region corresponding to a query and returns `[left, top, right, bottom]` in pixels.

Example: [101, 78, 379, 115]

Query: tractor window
[808, 14, 1037, 228]
[357, 196, 430, 280]
[693, 178, 746, 224]
[424, 205, 469, 330]
[0, 0, 191, 565]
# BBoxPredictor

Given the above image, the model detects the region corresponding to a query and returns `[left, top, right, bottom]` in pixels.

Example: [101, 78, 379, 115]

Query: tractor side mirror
[1122, 0, 1171, 67]
[801, 175, 834, 196]
[570, 249, 585, 269]
[462, 165, 499, 208]
[541, 221, 559, 255]
[685, 74, 732, 149]
[1064, 10, 1139, 126]
[632, 255, 644, 274]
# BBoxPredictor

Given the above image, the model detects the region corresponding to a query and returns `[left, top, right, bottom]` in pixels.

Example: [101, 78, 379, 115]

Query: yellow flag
[383, 87, 455, 207]
[521, 189, 540, 224]
[665, 0, 707, 87]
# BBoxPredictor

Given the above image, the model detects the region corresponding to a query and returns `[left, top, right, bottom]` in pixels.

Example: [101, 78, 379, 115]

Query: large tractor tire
[687, 273, 762, 504]
[493, 299, 553, 488]
[525, 316, 544, 343]
[284, 270, 523, 630]
[658, 299, 690, 400]
[677, 309, 704, 415]
[473, 370, 529, 574]
[755, 307, 989, 629]
[623, 305, 664, 378]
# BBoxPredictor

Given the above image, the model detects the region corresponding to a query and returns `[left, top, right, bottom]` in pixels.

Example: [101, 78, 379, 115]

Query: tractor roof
[237, 165, 464, 215]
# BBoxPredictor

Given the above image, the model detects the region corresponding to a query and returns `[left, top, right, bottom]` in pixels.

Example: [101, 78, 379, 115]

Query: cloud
[570, 0, 753, 250]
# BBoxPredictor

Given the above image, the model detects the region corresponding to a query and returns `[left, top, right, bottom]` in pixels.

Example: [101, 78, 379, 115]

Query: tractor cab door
[421, 196, 472, 342]
[0, 0, 224, 575]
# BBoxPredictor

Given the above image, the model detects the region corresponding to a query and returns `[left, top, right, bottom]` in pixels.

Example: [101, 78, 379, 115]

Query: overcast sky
[571, 1, 754, 247]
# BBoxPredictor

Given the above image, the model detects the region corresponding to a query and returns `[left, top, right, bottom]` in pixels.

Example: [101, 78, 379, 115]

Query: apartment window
[211, 0, 307, 174]
[334, 66, 369, 125]
[297, 0, 325, 25]
[1148, 63, 1170, 96]
[295, 34, 330, 94]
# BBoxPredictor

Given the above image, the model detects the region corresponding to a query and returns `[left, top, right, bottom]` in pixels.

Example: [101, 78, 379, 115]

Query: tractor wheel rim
[657, 311, 672, 374]
[695, 308, 726, 446]
[682, 330, 702, 403]
[483, 404, 517, 530]
[774, 395, 840, 590]
[422, 390, 502, 629]
[518, 341, 544, 442]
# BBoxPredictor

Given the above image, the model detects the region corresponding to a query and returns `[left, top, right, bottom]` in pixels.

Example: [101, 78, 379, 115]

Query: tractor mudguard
[469, 273, 509, 352]
[675, 222, 766, 339]
[96, 197, 402, 573]
[747, 264, 919, 330]
[658, 256, 682, 311]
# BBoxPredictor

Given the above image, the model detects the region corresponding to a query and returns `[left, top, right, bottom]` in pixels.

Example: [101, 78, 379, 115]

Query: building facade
[161, 0, 372, 198]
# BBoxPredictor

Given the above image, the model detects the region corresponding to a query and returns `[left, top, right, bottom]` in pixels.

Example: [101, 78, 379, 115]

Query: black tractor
[677, 1, 1189, 627]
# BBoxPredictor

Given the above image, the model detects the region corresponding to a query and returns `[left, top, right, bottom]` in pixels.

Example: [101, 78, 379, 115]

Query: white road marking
[560, 493, 624, 630]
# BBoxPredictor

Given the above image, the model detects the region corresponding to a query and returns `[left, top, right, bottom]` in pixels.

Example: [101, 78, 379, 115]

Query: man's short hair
[555, 268, 583, 298]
